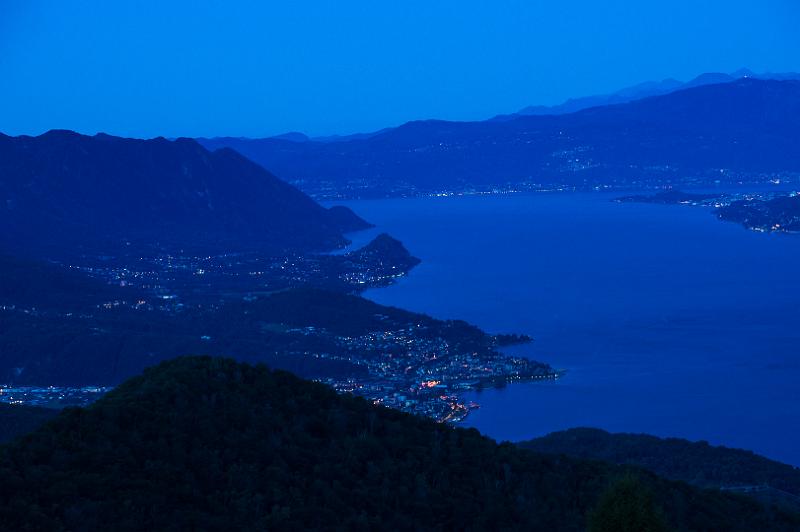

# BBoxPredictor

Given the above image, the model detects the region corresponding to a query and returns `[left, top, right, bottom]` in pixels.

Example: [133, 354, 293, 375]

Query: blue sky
[1, 0, 798, 138]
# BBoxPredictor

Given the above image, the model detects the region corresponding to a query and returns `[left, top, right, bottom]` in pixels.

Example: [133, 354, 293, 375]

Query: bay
[334, 192, 800, 466]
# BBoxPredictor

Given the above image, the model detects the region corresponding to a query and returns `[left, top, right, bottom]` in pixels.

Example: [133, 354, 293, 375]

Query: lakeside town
[1, 278, 560, 423]
[616, 188, 800, 233]
[54, 233, 419, 309]
[0, 321, 561, 423]
[295, 172, 800, 201]
[0, 385, 111, 408]
[1, 234, 556, 424]
[297, 324, 561, 423]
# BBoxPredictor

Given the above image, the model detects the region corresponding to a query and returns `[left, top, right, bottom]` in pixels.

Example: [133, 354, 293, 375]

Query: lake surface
[335, 192, 800, 466]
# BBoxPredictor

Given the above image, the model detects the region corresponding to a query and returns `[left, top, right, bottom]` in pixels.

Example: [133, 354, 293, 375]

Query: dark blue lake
[335, 192, 800, 466]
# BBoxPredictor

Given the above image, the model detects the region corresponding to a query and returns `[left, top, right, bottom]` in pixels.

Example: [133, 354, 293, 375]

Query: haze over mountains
[0, 130, 368, 257]
[493, 68, 800, 120]
[199, 77, 800, 198]
[205, 69, 800, 142]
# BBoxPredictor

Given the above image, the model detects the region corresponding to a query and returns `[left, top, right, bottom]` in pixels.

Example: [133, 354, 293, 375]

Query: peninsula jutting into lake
[0, 132, 556, 423]
[616, 188, 800, 233]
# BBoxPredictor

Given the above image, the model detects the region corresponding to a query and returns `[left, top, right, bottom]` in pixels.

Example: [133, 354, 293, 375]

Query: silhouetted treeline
[521, 427, 800, 514]
[0, 357, 797, 531]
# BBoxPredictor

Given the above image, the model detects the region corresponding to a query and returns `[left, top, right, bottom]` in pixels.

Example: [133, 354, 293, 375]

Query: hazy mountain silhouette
[197, 79, 800, 195]
[492, 68, 800, 120]
[0, 130, 369, 256]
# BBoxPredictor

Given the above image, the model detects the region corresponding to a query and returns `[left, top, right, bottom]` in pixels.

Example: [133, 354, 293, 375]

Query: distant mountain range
[207, 69, 800, 143]
[492, 68, 800, 120]
[198, 78, 800, 197]
[0, 130, 369, 256]
[262, 129, 390, 143]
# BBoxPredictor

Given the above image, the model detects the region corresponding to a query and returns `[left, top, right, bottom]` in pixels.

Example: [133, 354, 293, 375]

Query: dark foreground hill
[200, 79, 800, 197]
[0, 130, 369, 256]
[1, 357, 797, 531]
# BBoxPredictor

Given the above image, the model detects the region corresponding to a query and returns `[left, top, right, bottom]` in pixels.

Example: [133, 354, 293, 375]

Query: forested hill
[717, 194, 800, 233]
[199, 79, 800, 197]
[521, 428, 800, 497]
[1, 356, 798, 531]
[0, 253, 135, 311]
[0, 130, 369, 256]
[0, 287, 491, 385]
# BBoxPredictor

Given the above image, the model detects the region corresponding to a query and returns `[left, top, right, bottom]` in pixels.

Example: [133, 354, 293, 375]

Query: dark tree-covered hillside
[520, 427, 800, 496]
[0, 130, 369, 256]
[0, 357, 797, 531]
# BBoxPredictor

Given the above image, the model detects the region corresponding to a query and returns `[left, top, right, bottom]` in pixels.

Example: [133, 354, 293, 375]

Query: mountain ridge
[197, 78, 800, 197]
[0, 130, 370, 256]
[492, 68, 800, 120]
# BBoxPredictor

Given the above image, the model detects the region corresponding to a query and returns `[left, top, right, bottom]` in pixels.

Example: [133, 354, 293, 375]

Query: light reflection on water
[335, 191, 800, 466]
